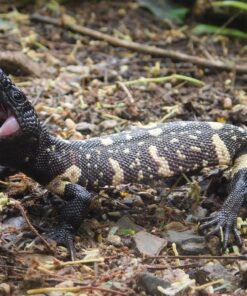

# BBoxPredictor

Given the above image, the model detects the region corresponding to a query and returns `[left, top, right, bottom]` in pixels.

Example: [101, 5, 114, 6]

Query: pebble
[117, 215, 144, 232]
[133, 230, 167, 256]
[76, 122, 97, 133]
[223, 97, 232, 109]
[107, 234, 123, 247]
[136, 272, 170, 295]
[65, 118, 76, 130]
[100, 119, 118, 130]
[194, 262, 239, 292]
[0, 283, 11, 295]
[163, 230, 207, 255]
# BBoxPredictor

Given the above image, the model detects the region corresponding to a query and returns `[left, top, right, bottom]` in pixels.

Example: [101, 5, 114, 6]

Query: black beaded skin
[1, 67, 247, 259]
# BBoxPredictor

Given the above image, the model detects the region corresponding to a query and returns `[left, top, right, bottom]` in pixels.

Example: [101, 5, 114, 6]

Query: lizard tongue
[0, 115, 20, 137]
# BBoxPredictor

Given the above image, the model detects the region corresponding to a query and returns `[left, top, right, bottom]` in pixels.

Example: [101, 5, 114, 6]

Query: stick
[11, 199, 53, 251]
[27, 285, 127, 295]
[145, 254, 247, 260]
[31, 14, 247, 73]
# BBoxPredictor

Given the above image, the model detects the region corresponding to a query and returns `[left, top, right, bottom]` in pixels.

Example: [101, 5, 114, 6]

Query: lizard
[0, 67, 247, 259]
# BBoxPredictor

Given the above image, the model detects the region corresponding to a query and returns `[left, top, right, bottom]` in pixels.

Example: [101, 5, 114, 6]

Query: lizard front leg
[48, 183, 92, 260]
[200, 168, 247, 249]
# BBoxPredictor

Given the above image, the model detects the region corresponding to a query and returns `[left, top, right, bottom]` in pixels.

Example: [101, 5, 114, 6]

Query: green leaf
[118, 228, 136, 236]
[192, 24, 247, 39]
[138, 0, 188, 24]
[212, 1, 247, 12]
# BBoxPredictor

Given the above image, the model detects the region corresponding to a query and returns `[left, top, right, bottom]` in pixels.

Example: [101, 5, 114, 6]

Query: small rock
[107, 234, 123, 247]
[100, 119, 118, 130]
[108, 211, 121, 218]
[66, 65, 90, 75]
[236, 90, 247, 105]
[120, 197, 134, 206]
[192, 206, 208, 220]
[0, 283, 11, 296]
[154, 207, 166, 222]
[62, 102, 74, 109]
[238, 261, 247, 289]
[65, 118, 76, 130]
[50, 280, 74, 296]
[121, 194, 144, 206]
[231, 104, 247, 124]
[112, 281, 124, 289]
[223, 97, 232, 109]
[205, 234, 221, 255]
[165, 221, 188, 232]
[117, 215, 144, 232]
[133, 231, 167, 256]
[136, 272, 170, 296]
[133, 195, 145, 206]
[76, 122, 97, 133]
[1, 216, 25, 229]
[194, 261, 240, 292]
[163, 230, 207, 255]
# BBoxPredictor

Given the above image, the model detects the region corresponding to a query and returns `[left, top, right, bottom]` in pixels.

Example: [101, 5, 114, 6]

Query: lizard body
[0, 68, 246, 258]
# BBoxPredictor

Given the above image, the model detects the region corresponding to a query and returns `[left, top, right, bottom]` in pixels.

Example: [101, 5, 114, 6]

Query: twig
[108, 75, 203, 105]
[27, 285, 127, 295]
[10, 199, 52, 251]
[122, 75, 205, 87]
[145, 254, 247, 260]
[57, 257, 104, 267]
[145, 263, 198, 270]
[116, 81, 135, 104]
[32, 87, 44, 106]
[159, 105, 180, 123]
[193, 278, 224, 290]
[31, 14, 247, 73]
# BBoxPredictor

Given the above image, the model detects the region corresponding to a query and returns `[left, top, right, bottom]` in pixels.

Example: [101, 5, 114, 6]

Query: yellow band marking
[190, 146, 202, 153]
[188, 135, 198, 140]
[208, 122, 224, 130]
[47, 165, 81, 195]
[170, 138, 179, 144]
[148, 128, 163, 137]
[101, 138, 114, 146]
[232, 154, 247, 176]
[149, 145, 173, 177]
[212, 134, 231, 165]
[176, 149, 186, 160]
[109, 158, 124, 185]
[138, 170, 144, 180]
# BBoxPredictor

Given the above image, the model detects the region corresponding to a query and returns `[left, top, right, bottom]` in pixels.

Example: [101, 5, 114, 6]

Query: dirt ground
[1, 1, 247, 295]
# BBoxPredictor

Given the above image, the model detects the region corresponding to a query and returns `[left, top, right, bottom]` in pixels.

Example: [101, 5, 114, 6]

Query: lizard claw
[46, 224, 76, 260]
[199, 210, 242, 250]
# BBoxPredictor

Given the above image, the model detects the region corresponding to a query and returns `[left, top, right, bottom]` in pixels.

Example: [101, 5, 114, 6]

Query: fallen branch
[31, 14, 247, 73]
[0, 51, 41, 77]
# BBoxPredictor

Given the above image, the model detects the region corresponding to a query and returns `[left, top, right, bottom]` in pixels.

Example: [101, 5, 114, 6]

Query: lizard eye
[11, 88, 24, 103]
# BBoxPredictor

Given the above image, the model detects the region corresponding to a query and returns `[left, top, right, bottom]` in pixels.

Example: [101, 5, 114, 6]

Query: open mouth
[0, 103, 20, 137]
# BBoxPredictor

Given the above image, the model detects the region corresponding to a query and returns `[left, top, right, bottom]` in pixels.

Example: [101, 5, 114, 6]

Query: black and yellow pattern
[44, 121, 247, 191]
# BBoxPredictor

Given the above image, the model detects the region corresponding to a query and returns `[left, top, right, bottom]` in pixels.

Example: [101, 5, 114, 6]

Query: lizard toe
[46, 224, 76, 260]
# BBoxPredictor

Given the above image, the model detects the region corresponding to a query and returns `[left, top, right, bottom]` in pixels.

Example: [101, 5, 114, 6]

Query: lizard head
[0, 68, 41, 138]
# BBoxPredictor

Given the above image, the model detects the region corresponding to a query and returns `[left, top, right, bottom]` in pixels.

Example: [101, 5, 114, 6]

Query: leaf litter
[0, 1, 247, 295]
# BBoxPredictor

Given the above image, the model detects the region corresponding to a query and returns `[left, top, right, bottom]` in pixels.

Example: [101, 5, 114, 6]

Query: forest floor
[1, 1, 247, 295]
